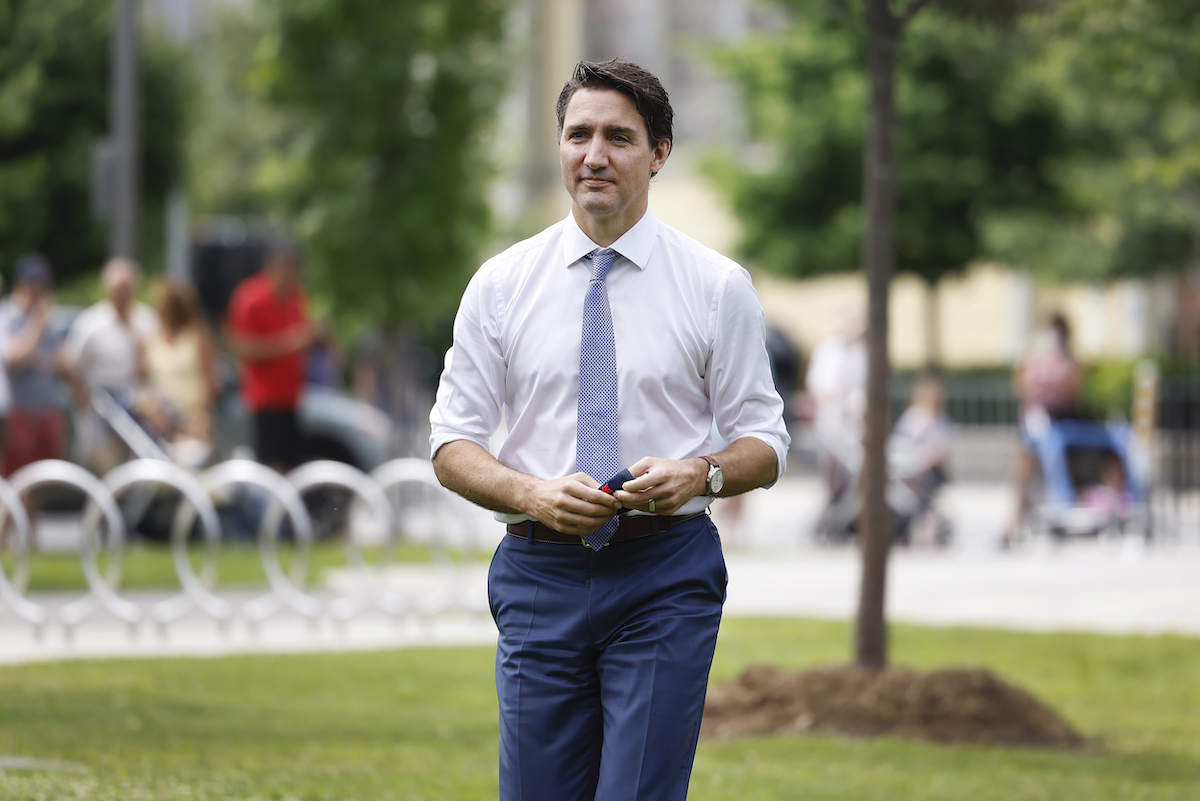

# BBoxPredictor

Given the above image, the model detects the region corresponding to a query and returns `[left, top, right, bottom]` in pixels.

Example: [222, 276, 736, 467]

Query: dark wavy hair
[556, 58, 674, 160]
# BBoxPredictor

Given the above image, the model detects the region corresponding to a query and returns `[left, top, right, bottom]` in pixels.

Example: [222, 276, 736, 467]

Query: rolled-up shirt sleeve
[706, 267, 790, 485]
[429, 264, 505, 459]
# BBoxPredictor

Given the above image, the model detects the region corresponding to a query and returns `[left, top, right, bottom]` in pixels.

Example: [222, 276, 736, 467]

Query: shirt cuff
[428, 432, 491, 461]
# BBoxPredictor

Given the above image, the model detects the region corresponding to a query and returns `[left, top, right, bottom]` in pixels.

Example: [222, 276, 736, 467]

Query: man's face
[107, 271, 134, 311]
[272, 256, 303, 292]
[559, 88, 670, 235]
[21, 279, 48, 302]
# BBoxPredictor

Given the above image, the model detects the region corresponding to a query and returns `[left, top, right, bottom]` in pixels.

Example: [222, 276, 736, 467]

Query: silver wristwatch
[700, 456, 724, 496]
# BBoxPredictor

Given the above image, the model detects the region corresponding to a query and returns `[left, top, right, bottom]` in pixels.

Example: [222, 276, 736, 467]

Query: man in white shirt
[430, 59, 789, 801]
[65, 258, 158, 391]
[805, 308, 868, 436]
[804, 309, 868, 541]
[65, 258, 158, 472]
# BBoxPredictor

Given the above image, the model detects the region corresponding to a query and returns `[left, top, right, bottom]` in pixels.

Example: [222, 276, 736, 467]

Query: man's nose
[583, 137, 608, 168]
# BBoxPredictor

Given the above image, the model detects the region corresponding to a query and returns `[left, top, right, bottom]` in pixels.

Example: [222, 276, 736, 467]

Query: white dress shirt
[805, 332, 867, 436]
[430, 208, 790, 522]
[64, 300, 158, 389]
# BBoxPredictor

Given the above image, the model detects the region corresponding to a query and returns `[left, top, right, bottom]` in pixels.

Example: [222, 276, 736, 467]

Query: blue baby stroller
[1019, 416, 1150, 541]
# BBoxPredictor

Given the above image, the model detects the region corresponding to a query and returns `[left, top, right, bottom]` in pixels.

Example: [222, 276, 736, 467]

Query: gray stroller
[810, 414, 952, 546]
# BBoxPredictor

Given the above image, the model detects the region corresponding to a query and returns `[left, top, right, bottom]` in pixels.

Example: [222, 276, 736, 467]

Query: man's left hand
[612, 456, 707, 516]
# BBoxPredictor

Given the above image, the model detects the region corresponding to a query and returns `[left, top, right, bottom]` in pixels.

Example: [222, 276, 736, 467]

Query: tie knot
[587, 249, 618, 282]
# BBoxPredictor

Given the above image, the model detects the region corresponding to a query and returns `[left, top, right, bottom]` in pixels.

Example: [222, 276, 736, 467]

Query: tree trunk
[855, 0, 902, 669]
[925, 279, 941, 371]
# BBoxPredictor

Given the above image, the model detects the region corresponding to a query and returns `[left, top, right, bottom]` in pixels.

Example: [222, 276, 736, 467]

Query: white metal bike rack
[0, 456, 488, 641]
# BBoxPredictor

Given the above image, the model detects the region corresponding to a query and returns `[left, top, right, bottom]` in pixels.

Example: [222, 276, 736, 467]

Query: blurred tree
[251, 0, 511, 331]
[0, 0, 191, 284]
[719, 0, 1200, 286]
[714, 0, 1056, 669]
[986, 0, 1200, 281]
[711, 0, 1198, 670]
[854, 0, 1052, 673]
[185, 2, 285, 219]
[712, 0, 1072, 287]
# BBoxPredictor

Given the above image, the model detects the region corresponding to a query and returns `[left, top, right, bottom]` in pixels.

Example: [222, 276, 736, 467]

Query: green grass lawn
[1, 619, 1198, 800]
[2, 541, 455, 593]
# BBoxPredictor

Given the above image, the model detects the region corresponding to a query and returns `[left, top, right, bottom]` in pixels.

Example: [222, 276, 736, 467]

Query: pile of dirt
[702, 664, 1086, 749]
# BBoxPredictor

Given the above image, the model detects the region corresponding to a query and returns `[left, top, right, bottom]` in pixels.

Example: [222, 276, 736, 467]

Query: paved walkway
[724, 546, 1200, 634]
[3, 476, 1198, 664]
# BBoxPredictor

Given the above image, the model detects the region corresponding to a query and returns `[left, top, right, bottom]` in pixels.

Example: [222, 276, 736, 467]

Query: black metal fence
[889, 372, 1019, 427]
[1158, 372, 1200, 496]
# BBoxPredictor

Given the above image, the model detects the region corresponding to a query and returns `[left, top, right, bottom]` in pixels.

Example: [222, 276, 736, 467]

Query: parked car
[209, 356, 392, 472]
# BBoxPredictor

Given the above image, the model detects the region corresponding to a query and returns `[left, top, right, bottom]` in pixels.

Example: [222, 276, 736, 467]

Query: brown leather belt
[506, 512, 706, 547]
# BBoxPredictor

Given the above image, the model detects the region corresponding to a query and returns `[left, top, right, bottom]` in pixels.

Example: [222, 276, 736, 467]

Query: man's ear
[650, 139, 671, 176]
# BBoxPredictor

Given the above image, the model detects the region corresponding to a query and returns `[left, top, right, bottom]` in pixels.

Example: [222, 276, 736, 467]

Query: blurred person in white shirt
[64, 258, 158, 472]
[804, 308, 868, 509]
[891, 375, 952, 481]
[890, 375, 952, 544]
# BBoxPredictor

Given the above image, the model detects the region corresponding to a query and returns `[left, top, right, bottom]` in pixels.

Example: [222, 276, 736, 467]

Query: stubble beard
[575, 178, 619, 218]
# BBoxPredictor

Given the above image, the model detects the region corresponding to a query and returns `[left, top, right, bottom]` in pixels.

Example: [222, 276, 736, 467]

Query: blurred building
[757, 267, 1180, 371]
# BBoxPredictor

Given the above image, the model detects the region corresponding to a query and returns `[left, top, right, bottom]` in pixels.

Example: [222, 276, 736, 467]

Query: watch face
[710, 467, 725, 494]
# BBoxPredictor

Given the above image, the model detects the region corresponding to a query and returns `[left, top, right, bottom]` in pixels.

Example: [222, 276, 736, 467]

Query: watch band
[700, 455, 722, 496]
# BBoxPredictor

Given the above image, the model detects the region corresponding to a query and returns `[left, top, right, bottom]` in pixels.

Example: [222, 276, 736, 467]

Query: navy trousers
[488, 514, 727, 801]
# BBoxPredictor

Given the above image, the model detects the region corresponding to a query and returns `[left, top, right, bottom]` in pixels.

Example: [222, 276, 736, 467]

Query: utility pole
[110, 0, 141, 260]
[521, 0, 583, 227]
[159, 0, 196, 281]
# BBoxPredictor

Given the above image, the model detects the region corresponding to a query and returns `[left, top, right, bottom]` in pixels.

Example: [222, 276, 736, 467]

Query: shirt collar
[561, 208, 659, 271]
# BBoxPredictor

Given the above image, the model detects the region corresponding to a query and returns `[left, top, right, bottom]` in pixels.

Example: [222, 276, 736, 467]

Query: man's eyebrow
[603, 124, 641, 138]
[563, 122, 642, 139]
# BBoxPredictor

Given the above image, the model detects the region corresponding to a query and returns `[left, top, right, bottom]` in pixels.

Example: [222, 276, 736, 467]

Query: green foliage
[1081, 358, 1139, 419]
[185, 3, 290, 219]
[2, 619, 1199, 799]
[715, 0, 1200, 284]
[250, 0, 511, 331]
[985, 0, 1200, 280]
[0, 0, 192, 282]
[713, 0, 1072, 284]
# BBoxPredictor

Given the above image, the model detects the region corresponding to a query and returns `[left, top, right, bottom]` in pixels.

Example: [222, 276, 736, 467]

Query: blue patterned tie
[578, 248, 620, 550]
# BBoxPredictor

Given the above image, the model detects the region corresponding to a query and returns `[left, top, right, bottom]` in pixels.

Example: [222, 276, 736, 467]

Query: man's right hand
[522, 472, 622, 536]
[431, 441, 622, 534]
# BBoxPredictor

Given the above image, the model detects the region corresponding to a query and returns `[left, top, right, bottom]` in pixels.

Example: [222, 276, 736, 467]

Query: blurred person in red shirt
[225, 243, 316, 472]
